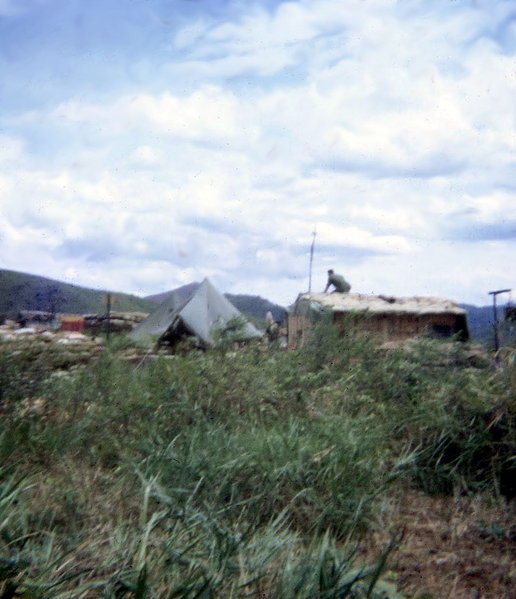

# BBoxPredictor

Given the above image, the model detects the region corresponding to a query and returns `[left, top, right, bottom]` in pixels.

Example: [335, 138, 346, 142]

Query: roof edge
[294, 292, 467, 315]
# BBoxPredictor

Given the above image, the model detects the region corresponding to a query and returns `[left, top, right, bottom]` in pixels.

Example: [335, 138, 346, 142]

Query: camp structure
[288, 292, 470, 348]
[16, 310, 58, 328]
[129, 278, 263, 348]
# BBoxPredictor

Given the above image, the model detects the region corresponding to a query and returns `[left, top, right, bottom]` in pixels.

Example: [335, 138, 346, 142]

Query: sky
[0, 0, 515, 308]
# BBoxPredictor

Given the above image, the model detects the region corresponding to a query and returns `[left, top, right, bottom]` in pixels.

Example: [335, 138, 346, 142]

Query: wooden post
[489, 289, 511, 352]
[106, 293, 112, 342]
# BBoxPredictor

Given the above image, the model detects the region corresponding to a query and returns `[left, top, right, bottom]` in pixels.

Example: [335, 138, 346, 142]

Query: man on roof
[324, 269, 351, 294]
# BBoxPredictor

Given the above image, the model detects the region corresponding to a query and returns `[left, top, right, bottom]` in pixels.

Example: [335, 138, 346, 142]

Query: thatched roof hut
[288, 292, 469, 348]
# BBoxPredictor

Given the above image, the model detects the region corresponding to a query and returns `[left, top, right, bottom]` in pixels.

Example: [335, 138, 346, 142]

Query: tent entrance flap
[159, 316, 197, 346]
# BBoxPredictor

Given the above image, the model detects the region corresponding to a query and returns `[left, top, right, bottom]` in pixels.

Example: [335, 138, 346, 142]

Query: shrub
[2, 321, 516, 596]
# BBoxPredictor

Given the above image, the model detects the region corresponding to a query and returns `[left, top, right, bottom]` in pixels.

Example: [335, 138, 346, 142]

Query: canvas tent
[129, 278, 262, 348]
[288, 292, 470, 348]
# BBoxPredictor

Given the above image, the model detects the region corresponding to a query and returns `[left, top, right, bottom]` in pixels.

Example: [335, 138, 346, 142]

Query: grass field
[0, 319, 515, 597]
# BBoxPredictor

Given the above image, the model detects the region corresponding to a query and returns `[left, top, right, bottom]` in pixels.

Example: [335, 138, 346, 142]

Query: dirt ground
[372, 489, 516, 598]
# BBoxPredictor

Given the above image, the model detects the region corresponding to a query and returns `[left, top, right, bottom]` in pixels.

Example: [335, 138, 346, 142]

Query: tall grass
[0, 322, 514, 595]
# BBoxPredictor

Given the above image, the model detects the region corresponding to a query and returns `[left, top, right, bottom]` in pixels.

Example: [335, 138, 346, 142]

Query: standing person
[324, 269, 351, 293]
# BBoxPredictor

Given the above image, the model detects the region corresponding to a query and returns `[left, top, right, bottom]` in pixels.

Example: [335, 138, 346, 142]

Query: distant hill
[145, 282, 199, 306]
[3, 268, 506, 344]
[461, 303, 515, 347]
[0, 270, 287, 325]
[461, 304, 493, 345]
[225, 293, 286, 324]
[145, 283, 287, 325]
[0, 269, 155, 317]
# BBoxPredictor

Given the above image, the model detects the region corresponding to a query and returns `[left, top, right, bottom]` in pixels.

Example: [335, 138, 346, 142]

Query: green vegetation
[0, 319, 514, 597]
[0, 269, 286, 332]
[0, 268, 155, 317]
[226, 293, 286, 325]
[461, 302, 516, 346]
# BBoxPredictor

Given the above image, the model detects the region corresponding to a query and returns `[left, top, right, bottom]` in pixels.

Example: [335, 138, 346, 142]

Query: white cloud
[317, 223, 413, 253]
[2, 0, 516, 307]
[50, 86, 257, 146]
[348, 205, 426, 235]
[130, 145, 163, 167]
[0, 135, 25, 162]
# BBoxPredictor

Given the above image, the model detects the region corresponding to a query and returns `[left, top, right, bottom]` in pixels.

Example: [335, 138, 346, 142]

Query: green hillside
[0, 269, 155, 316]
[226, 293, 286, 324]
[2, 268, 506, 344]
[461, 303, 516, 347]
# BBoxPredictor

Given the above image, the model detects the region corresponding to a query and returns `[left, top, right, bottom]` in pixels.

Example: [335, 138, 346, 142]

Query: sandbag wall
[83, 312, 149, 334]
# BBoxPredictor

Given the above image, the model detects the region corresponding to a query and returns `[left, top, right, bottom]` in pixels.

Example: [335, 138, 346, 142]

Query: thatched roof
[294, 293, 467, 316]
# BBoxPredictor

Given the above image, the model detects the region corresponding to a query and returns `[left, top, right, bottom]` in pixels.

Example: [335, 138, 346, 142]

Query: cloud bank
[0, 0, 515, 306]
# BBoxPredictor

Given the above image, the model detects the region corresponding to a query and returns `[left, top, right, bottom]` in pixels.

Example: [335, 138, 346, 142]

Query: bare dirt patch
[381, 490, 516, 598]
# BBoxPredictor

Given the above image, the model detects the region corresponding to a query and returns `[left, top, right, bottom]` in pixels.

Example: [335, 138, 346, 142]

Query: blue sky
[0, 0, 515, 306]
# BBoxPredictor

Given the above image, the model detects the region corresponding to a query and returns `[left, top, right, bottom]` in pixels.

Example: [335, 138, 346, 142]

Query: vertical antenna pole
[308, 227, 316, 292]
[492, 293, 499, 352]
